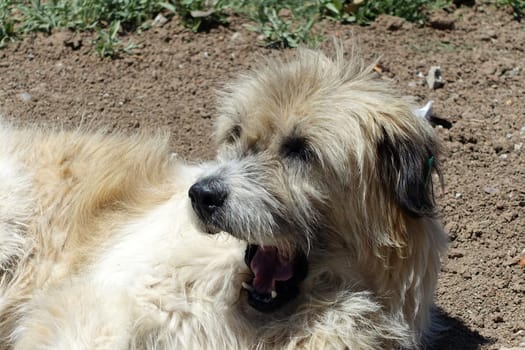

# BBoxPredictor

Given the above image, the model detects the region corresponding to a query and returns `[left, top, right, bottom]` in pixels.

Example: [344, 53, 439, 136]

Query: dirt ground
[0, 3, 524, 349]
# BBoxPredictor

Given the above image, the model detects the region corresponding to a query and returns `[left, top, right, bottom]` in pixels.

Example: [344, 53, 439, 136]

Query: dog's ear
[377, 128, 440, 218]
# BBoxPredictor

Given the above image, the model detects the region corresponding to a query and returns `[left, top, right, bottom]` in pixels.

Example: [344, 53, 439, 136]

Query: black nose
[189, 178, 228, 218]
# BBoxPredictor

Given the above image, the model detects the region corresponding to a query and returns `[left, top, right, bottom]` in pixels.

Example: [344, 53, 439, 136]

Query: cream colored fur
[0, 47, 447, 350]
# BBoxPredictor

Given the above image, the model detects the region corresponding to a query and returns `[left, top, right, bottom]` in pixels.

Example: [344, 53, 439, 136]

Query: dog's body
[0, 48, 447, 349]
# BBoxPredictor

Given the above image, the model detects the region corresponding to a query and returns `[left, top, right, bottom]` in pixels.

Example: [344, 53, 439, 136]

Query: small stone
[480, 61, 498, 75]
[459, 266, 471, 279]
[505, 67, 521, 77]
[448, 249, 465, 259]
[63, 33, 82, 50]
[231, 32, 243, 42]
[427, 66, 445, 89]
[493, 314, 504, 323]
[445, 222, 459, 235]
[18, 92, 32, 102]
[375, 14, 405, 31]
[480, 30, 498, 41]
[190, 9, 215, 18]
[472, 315, 485, 328]
[152, 13, 168, 27]
[483, 186, 500, 194]
[503, 211, 518, 222]
[514, 143, 523, 152]
[428, 13, 456, 30]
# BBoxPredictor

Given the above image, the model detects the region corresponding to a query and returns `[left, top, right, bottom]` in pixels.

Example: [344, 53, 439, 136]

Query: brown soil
[0, 4, 523, 349]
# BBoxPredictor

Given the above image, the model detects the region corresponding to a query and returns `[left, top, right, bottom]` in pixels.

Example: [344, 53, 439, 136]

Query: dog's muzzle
[189, 177, 228, 222]
[189, 177, 309, 312]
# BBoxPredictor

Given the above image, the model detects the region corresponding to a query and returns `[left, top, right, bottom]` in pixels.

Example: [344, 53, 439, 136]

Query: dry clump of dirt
[0, 4, 524, 349]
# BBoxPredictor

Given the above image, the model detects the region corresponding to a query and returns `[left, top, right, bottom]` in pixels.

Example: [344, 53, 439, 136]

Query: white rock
[427, 66, 444, 89]
[18, 92, 32, 102]
[152, 13, 168, 27]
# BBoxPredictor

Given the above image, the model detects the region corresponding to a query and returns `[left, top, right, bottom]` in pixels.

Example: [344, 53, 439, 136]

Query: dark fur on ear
[377, 128, 440, 218]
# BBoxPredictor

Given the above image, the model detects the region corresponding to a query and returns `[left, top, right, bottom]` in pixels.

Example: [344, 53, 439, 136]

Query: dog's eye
[225, 125, 241, 143]
[281, 137, 314, 161]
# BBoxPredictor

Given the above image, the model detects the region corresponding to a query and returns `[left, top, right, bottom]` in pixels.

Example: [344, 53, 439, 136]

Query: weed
[496, 0, 524, 21]
[14, 0, 162, 33]
[160, 0, 227, 32]
[93, 20, 137, 58]
[238, 0, 322, 48]
[0, 0, 17, 47]
[352, 0, 446, 25]
[0, 0, 521, 56]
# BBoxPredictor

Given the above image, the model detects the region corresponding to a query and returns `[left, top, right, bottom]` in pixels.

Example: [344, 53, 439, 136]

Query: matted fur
[0, 47, 447, 350]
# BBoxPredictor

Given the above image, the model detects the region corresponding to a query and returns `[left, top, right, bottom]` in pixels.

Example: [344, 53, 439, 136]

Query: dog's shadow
[429, 308, 491, 350]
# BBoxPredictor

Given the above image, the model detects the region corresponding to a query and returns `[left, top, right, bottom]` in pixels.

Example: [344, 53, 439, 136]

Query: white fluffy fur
[0, 155, 32, 270]
[0, 47, 447, 350]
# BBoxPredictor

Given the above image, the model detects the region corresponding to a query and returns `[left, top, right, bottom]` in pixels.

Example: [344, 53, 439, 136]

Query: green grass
[0, 0, 522, 55]
[496, 0, 524, 20]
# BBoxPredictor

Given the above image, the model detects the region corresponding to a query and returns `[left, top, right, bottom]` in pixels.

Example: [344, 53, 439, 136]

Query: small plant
[93, 21, 137, 58]
[497, 0, 524, 21]
[352, 0, 435, 25]
[0, 0, 18, 46]
[235, 0, 323, 48]
[160, 0, 227, 32]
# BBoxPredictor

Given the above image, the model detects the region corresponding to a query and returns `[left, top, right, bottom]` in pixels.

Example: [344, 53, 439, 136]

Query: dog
[0, 47, 447, 349]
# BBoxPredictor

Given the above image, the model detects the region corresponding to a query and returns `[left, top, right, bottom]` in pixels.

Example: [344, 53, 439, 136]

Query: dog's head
[189, 48, 440, 312]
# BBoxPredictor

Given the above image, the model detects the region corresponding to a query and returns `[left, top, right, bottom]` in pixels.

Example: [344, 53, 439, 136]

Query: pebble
[152, 13, 168, 27]
[445, 222, 459, 235]
[427, 66, 444, 89]
[483, 186, 500, 194]
[375, 14, 405, 31]
[502, 211, 518, 222]
[231, 32, 243, 42]
[480, 30, 498, 41]
[18, 92, 32, 102]
[448, 249, 465, 259]
[428, 13, 456, 30]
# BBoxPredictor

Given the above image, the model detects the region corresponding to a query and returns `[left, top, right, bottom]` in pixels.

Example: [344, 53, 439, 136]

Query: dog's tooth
[271, 290, 277, 299]
[241, 282, 254, 292]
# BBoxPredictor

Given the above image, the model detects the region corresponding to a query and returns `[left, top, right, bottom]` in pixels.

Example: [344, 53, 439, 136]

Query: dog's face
[189, 49, 439, 312]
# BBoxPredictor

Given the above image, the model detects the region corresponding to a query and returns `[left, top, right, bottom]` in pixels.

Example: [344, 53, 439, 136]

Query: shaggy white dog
[0, 47, 447, 350]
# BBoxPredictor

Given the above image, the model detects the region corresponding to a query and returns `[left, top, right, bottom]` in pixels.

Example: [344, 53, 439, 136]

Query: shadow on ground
[430, 308, 492, 350]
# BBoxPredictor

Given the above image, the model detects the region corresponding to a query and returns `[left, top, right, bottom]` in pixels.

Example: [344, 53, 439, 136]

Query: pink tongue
[250, 246, 294, 294]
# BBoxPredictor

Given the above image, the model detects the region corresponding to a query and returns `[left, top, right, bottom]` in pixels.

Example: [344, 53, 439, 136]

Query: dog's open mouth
[243, 244, 308, 312]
